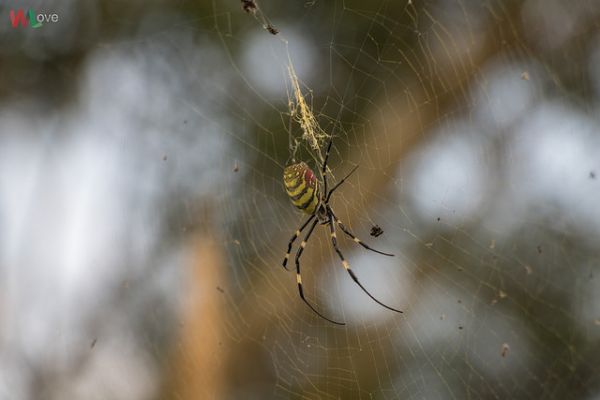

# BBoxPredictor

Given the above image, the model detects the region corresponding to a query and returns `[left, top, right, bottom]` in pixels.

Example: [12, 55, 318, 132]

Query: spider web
[212, 2, 600, 398]
[1, 0, 600, 399]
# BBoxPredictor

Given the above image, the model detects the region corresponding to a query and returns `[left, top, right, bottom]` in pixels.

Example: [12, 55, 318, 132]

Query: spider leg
[295, 218, 346, 325]
[322, 138, 333, 194]
[329, 208, 394, 257]
[326, 164, 359, 202]
[282, 214, 316, 270]
[328, 212, 403, 314]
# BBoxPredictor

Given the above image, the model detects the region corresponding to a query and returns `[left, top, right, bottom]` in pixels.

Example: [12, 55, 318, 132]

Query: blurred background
[1, 0, 600, 399]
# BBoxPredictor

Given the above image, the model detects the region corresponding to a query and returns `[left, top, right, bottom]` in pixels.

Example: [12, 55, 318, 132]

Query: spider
[282, 139, 403, 325]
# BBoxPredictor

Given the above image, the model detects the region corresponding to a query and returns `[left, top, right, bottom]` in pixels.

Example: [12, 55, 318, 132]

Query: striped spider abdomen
[283, 162, 320, 215]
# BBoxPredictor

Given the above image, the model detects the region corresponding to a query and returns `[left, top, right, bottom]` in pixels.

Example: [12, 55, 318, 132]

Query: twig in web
[240, 0, 279, 35]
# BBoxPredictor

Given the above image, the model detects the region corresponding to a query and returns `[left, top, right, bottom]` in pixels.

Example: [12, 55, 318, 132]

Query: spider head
[316, 203, 329, 224]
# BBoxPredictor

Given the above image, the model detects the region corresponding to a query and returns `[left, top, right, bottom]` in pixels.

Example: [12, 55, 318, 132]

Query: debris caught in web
[370, 224, 384, 237]
[241, 0, 257, 14]
[266, 24, 279, 35]
[241, 0, 280, 36]
[501, 343, 510, 357]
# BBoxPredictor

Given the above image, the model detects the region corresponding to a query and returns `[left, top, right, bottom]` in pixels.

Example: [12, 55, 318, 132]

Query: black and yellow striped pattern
[283, 162, 320, 215]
